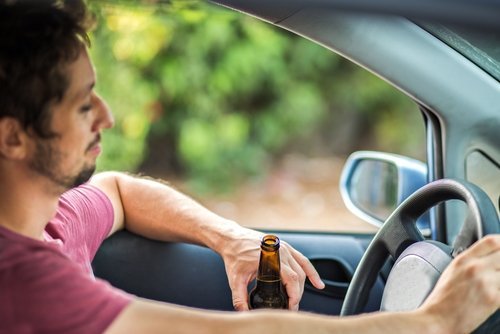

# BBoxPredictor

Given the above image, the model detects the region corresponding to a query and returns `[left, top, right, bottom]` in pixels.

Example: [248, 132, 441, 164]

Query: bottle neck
[256, 235, 282, 282]
[255, 251, 282, 292]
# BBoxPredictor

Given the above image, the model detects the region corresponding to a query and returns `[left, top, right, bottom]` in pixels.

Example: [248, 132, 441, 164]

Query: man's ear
[0, 117, 29, 159]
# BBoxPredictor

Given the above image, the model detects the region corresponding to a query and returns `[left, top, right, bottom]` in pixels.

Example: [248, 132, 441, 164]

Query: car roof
[209, 0, 500, 30]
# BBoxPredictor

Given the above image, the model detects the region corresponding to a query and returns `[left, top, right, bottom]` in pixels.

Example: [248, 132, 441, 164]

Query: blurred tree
[88, 0, 423, 194]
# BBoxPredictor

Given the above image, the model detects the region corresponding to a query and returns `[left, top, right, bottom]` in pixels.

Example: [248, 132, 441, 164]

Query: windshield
[423, 24, 500, 82]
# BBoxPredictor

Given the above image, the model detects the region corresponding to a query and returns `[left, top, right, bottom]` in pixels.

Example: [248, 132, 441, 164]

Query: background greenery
[89, 0, 424, 194]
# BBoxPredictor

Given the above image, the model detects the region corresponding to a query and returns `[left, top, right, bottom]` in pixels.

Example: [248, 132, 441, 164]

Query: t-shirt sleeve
[7, 246, 132, 334]
[56, 183, 115, 261]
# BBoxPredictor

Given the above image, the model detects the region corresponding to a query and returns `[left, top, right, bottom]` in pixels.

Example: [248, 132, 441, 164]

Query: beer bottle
[249, 234, 288, 309]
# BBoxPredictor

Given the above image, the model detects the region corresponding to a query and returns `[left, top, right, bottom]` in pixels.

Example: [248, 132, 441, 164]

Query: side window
[92, 2, 426, 234]
[445, 151, 500, 244]
[466, 151, 500, 217]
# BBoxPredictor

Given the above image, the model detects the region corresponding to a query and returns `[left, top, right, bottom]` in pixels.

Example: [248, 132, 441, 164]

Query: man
[0, 1, 499, 333]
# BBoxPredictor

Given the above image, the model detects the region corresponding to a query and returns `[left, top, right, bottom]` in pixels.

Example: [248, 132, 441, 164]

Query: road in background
[189, 154, 378, 233]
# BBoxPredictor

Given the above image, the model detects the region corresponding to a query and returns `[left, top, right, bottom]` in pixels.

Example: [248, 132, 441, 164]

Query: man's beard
[29, 139, 96, 191]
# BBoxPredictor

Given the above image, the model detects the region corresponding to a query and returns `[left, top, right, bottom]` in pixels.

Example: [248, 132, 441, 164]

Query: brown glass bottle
[248, 235, 288, 309]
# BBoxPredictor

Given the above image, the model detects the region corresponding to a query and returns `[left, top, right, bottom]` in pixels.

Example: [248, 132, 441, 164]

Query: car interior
[92, 0, 500, 332]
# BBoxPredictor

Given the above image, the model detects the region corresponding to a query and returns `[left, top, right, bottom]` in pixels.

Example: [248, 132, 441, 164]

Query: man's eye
[80, 104, 92, 112]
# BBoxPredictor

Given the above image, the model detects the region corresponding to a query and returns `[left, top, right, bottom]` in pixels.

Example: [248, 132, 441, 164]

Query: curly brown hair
[0, 0, 95, 138]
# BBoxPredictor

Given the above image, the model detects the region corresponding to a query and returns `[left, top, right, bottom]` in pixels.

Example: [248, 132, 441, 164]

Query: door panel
[92, 230, 384, 314]
[93, 231, 232, 310]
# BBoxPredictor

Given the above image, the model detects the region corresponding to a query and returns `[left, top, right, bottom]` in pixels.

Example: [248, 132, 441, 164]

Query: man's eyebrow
[73, 81, 95, 101]
[84, 82, 95, 95]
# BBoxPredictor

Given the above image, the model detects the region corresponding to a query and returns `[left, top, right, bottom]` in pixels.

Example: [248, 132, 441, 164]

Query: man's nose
[92, 93, 114, 132]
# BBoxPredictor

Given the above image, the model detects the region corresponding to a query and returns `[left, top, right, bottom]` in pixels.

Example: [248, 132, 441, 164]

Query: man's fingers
[280, 245, 306, 310]
[288, 246, 325, 290]
[231, 277, 251, 311]
[461, 234, 500, 258]
[277, 242, 326, 310]
[282, 243, 325, 289]
[281, 264, 301, 311]
[228, 273, 255, 311]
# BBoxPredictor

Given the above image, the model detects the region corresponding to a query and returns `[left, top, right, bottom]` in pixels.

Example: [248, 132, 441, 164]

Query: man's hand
[420, 234, 500, 333]
[220, 227, 325, 311]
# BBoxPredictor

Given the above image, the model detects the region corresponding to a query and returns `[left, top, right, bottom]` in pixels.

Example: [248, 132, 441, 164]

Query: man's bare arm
[89, 171, 324, 310]
[105, 298, 439, 334]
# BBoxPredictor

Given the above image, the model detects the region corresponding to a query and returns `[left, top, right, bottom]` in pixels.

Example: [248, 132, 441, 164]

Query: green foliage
[88, 0, 424, 193]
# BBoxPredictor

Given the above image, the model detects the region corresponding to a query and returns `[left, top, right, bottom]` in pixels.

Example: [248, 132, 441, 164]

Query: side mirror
[340, 151, 430, 236]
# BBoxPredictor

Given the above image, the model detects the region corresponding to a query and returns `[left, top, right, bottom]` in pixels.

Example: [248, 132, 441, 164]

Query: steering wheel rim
[340, 178, 500, 316]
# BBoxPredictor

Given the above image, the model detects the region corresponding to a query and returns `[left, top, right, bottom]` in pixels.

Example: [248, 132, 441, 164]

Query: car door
[93, 229, 385, 314]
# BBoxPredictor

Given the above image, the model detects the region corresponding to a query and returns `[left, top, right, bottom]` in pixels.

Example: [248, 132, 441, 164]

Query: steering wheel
[341, 178, 500, 316]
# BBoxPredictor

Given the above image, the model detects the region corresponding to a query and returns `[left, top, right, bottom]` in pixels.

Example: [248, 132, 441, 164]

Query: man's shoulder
[57, 182, 112, 219]
[0, 232, 70, 273]
[60, 182, 108, 201]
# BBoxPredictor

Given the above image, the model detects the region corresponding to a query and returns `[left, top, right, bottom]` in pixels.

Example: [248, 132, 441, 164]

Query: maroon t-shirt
[0, 184, 132, 334]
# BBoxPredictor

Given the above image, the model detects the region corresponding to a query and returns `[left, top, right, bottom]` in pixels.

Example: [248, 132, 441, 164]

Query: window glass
[466, 151, 500, 218]
[91, 2, 426, 233]
[447, 152, 500, 243]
